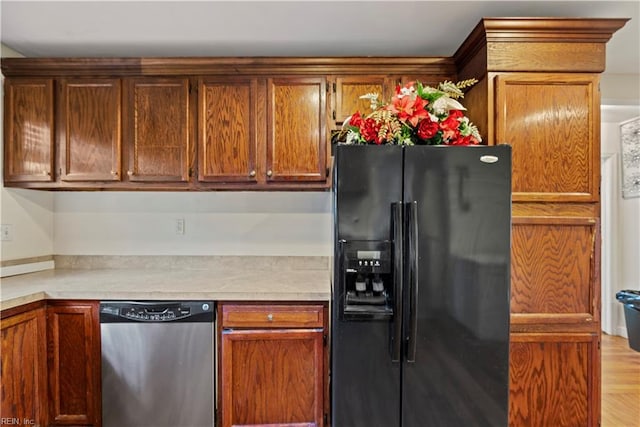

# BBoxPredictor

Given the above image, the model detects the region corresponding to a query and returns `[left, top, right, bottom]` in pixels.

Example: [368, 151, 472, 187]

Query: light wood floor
[601, 333, 640, 427]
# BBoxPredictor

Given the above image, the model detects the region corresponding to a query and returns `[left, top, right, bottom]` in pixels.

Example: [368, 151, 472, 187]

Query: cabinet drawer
[221, 304, 324, 328]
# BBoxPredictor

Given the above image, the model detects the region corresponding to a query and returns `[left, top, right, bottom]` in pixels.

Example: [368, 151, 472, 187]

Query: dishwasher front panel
[101, 322, 214, 427]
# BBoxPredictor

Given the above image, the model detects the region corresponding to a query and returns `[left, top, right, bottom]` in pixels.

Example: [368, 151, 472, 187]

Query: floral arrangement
[338, 79, 482, 146]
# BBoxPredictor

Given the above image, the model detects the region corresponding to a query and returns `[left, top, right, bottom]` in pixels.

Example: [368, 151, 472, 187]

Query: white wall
[601, 104, 640, 337]
[601, 74, 640, 105]
[0, 43, 55, 263]
[53, 192, 332, 256]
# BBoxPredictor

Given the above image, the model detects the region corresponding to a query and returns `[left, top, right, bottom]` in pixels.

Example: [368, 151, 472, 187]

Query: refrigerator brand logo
[480, 155, 499, 164]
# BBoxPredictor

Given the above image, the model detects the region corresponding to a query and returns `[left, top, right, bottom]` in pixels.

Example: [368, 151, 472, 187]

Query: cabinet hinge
[324, 413, 328, 425]
[323, 334, 328, 346]
[326, 167, 330, 178]
[332, 83, 336, 93]
[332, 111, 336, 120]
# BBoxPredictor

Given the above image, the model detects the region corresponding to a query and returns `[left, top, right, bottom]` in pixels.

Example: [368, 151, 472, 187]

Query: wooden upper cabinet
[58, 78, 122, 182]
[3, 78, 55, 182]
[46, 301, 101, 426]
[267, 77, 327, 182]
[124, 78, 191, 182]
[198, 77, 258, 183]
[334, 76, 387, 124]
[0, 305, 48, 426]
[494, 73, 600, 202]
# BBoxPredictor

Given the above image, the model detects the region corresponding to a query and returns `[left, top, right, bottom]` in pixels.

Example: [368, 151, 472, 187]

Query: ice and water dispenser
[338, 240, 394, 319]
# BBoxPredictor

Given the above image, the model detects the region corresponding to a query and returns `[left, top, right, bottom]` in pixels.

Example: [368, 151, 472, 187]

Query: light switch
[1, 224, 13, 241]
[175, 218, 185, 235]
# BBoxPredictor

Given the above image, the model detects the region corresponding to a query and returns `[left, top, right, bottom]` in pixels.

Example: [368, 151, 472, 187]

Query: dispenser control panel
[344, 242, 391, 274]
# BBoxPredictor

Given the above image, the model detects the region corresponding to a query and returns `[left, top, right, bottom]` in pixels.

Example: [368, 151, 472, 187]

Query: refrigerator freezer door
[332, 144, 403, 427]
[401, 146, 511, 426]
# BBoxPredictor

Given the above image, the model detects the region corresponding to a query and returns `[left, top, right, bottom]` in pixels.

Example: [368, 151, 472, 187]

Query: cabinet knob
[266, 170, 273, 178]
[249, 170, 256, 178]
[127, 170, 133, 176]
[111, 170, 118, 176]
[267, 313, 274, 322]
[43, 170, 50, 176]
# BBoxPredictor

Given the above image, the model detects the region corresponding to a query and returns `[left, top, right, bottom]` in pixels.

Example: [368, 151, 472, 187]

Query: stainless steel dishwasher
[100, 301, 215, 427]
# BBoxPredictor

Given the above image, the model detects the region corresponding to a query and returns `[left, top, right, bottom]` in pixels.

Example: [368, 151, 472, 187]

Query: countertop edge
[1, 290, 331, 312]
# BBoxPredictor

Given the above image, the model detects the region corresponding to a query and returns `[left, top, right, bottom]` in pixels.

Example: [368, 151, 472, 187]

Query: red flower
[454, 135, 480, 145]
[349, 111, 363, 128]
[439, 110, 464, 143]
[360, 118, 382, 145]
[389, 96, 429, 127]
[417, 117, 439, 140]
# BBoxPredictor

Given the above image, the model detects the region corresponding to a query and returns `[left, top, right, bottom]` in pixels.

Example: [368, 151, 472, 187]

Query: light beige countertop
[0, 256, 332, 311]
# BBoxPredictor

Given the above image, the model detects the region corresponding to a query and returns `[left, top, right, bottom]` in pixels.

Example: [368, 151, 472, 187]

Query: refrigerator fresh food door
[332, 144, 404, 427]
[401, 145, 511, 427]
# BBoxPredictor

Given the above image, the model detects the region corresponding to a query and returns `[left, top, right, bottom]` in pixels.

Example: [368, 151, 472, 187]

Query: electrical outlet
[175, 218, 185, 235]
[1, 224, 13, 241]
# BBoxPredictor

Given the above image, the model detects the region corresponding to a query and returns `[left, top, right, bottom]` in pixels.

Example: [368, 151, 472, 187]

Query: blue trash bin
[616, 290, 640, 352]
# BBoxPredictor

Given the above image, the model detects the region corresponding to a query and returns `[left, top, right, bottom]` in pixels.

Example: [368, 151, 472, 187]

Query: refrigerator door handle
[405, 201, 419, 362]
[390, 202, 403, 362]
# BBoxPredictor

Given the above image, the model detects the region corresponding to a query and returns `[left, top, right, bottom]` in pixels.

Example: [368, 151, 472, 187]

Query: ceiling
[1, 1, 639, 76]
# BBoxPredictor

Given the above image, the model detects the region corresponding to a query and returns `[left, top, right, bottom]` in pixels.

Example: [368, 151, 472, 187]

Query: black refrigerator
[331, 144, 511, 427]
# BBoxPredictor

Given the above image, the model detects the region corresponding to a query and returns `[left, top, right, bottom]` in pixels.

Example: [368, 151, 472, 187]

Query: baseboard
[617, 325, 629, 339]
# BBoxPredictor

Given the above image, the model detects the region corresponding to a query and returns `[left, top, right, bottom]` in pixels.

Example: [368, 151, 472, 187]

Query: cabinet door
[220, 328, 324, 427]
[267, 77, 327, 182]
[125, 78, 191, 182]
[511, 216, 599, 325]
[494, 73, 600, 202]
[3, 78, 55, 182]
[198, 77, 258, 183]
[334, 76, 388, 124]
[0, 306, 48, 426]
[509, 333, 599, 427]
[47, 301, 101, 426]
[59, 78, 122, 182]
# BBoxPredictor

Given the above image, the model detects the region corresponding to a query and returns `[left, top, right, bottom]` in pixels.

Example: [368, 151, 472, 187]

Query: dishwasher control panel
[100, 301, 214, 323]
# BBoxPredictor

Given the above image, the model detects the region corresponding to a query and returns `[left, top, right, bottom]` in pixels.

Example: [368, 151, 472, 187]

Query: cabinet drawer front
[221, 304, 324, 328]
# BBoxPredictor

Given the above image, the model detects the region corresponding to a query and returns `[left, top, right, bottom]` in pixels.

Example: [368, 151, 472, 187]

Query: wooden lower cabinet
[0, 300, 101, 426]
[509, 332, 600, 427]
[0, 302, 48, 426]
[47, 301, 101, 426]
[219, 303, 328, 427]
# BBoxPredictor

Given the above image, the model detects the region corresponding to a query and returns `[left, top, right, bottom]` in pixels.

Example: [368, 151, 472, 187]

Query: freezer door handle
[405, 201, 419, 362]
[390, 202, 403, 362]
[337, 240, 346, 320]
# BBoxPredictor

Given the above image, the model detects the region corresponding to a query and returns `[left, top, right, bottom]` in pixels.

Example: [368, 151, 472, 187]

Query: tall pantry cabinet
[455, 18, 627, 426]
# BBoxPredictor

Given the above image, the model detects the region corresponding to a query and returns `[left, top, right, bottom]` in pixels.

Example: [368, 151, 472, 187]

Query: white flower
[431, 96, 467, 115]
[359, 93, 380, 111]
[345, 130, 360, 145]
